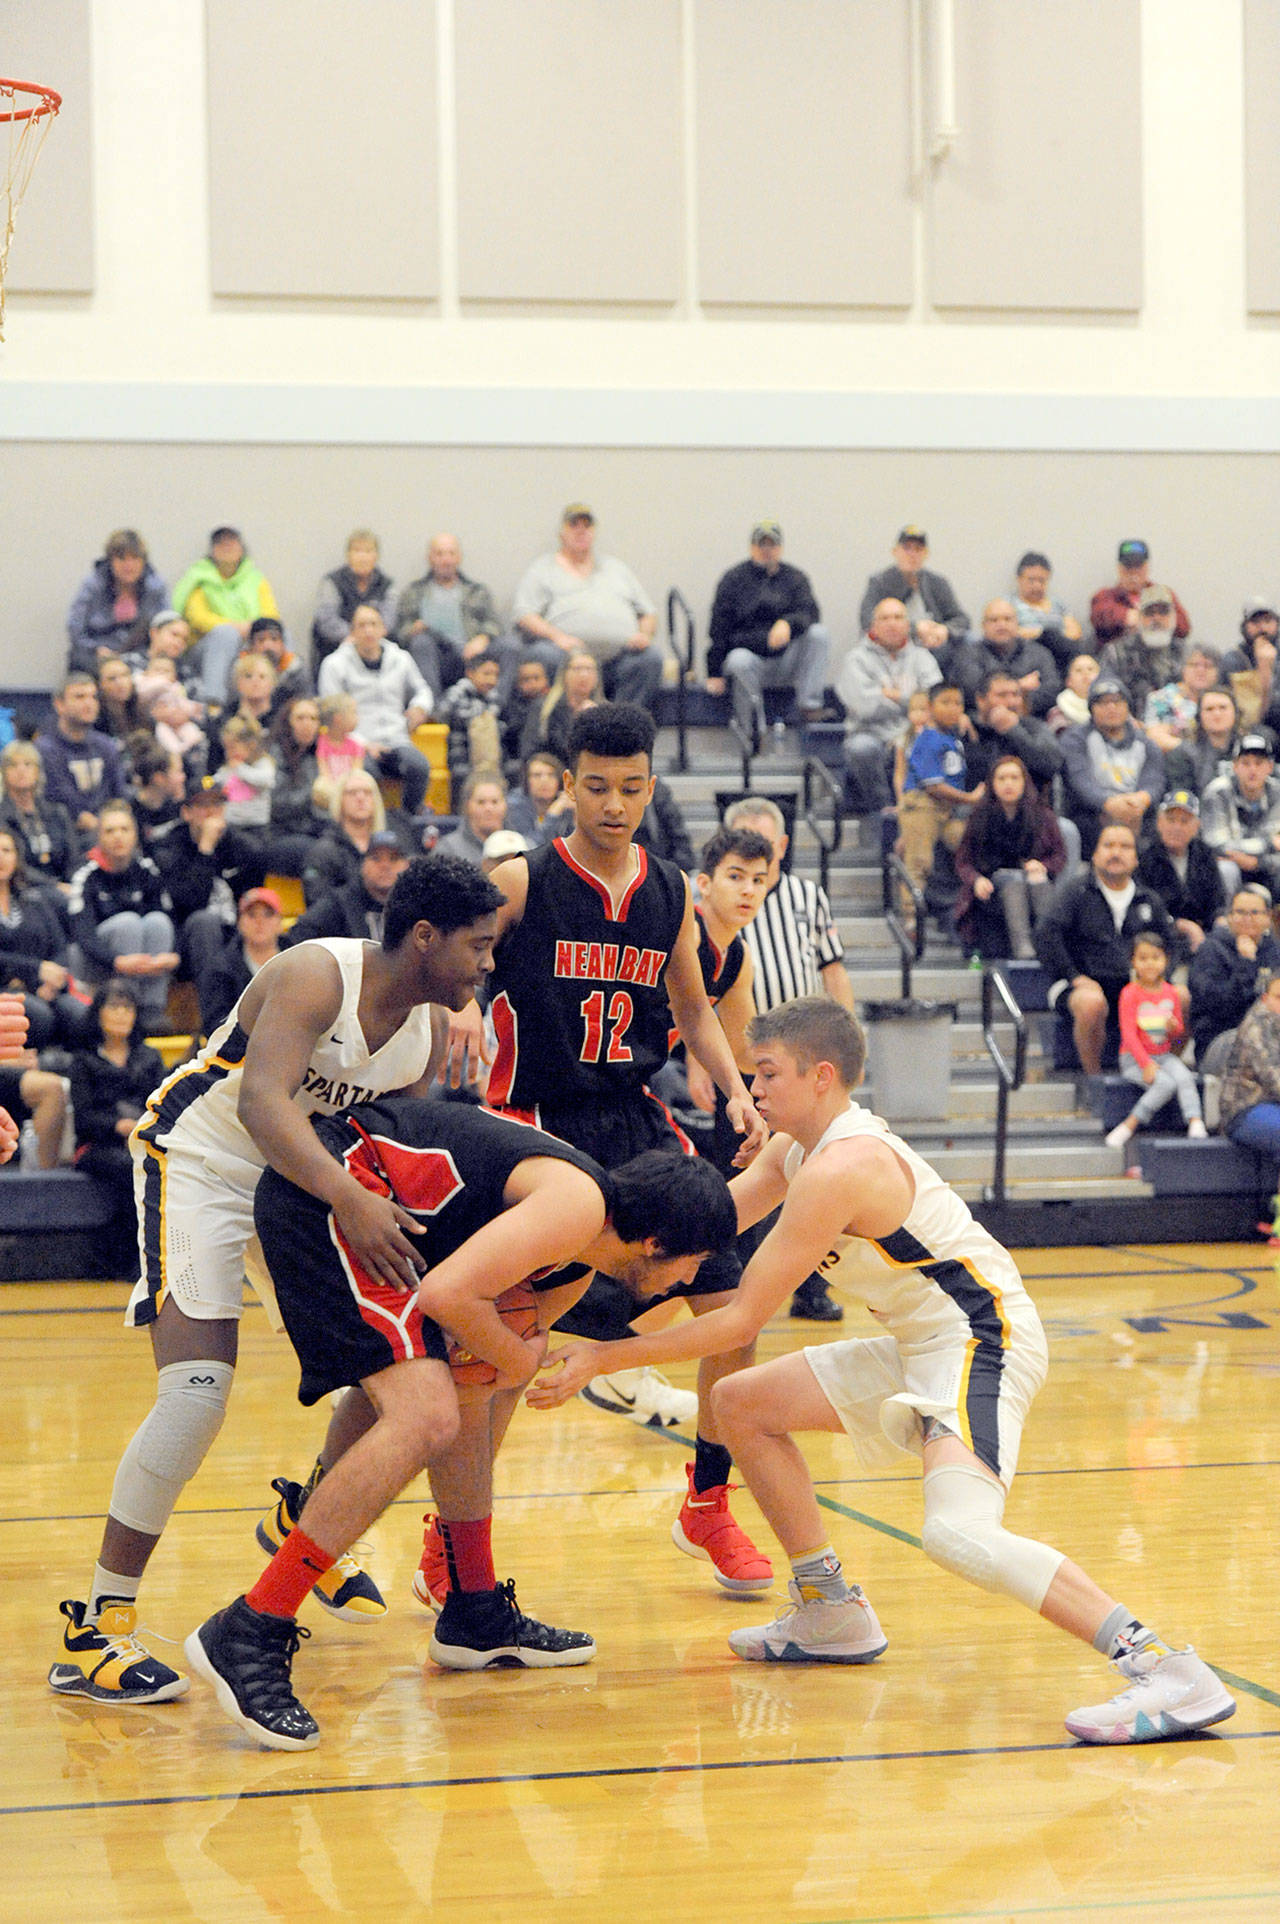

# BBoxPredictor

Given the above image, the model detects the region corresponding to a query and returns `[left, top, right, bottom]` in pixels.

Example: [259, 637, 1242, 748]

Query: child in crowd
[1106, 932, 1206, 1150]
[501, 656, 553, 767]
[229, 651, 277, 727]
[892, 689, 934, 804]
[151, 682, 207, 765]
[436, 651, 503, 776]
[313, 692, 366, 811]
[1049, 653, 1101, 731]
[214, 715, 276, 835]
[896, 681, 983, 911]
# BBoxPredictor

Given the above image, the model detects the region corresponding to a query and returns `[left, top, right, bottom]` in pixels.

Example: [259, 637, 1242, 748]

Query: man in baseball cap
[1060, 675, 1166, 853]
[706, 519, 834, 732]
[1137, 790, 1223, 959]
[1091, 542, 1191, 652]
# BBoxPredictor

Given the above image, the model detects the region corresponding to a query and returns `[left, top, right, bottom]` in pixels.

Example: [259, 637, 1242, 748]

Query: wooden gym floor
[5, 1244, 1279, 1924]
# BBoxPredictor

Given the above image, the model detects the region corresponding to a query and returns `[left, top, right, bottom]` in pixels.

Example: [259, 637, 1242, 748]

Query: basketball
[445, 1279, 540, 1386]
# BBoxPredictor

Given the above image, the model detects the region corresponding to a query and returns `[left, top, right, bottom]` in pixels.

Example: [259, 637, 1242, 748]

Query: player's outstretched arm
[438, 855, 527, 1088]
[236, 947, 424, 1288]
[418, 1164, 607, 1385]
[665, 888, 766, 1160]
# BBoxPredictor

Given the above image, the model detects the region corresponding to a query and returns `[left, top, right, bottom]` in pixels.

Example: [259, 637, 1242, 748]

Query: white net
[0, 78, 60, 341]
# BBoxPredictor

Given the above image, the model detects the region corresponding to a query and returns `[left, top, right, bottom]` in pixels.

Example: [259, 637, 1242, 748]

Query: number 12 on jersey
[580, 989, 634, 1063]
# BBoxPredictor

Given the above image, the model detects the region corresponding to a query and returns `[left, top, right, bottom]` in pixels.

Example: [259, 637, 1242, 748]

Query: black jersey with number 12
[487, 838, 687, 1109]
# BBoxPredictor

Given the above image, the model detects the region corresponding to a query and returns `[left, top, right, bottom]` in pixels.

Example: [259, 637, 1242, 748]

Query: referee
[723, 796, 855, 1320]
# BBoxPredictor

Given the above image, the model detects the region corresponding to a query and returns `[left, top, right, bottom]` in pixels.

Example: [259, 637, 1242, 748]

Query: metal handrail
[665, 588, 695, 773]
[727, 710, 760, 787]
[882, 848, 925, 999]
[981, 964, 1029, 1207]
[801, 756, 844, 897]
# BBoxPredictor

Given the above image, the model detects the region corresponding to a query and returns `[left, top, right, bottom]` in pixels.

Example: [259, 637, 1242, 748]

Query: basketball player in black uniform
[436, 703, 773, 1600]
[184, 1097, 736, 1749]
[680, 825, 774, 1176]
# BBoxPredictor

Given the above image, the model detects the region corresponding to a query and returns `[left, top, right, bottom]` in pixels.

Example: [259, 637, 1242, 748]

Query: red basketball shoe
[671, 1464, 772, 1593]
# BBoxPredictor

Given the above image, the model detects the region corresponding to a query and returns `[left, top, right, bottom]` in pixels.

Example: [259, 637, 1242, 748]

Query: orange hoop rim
[0, 78, 61, 125]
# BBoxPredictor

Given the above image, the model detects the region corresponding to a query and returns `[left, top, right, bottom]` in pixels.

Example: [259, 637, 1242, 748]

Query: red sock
[440, 1516, 494, 1593]
[245, 1526, 335, 1619]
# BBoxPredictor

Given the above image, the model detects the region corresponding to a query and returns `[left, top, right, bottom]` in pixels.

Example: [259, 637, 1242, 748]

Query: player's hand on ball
[0, 993, 29, 1060]
[525, 1340, 598, 1409]
[726, 1093, 767, 1164]
[0, 1108, 18, 1165]
[494, 1330, 550, 1391]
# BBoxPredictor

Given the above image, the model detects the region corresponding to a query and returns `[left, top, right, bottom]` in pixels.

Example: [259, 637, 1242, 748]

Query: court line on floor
[5, 1727, 1277, 1821]
[810, 1893, 1280, 1923]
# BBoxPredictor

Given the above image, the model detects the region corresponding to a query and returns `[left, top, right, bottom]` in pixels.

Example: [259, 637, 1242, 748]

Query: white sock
[88, 1565, 140, 1619]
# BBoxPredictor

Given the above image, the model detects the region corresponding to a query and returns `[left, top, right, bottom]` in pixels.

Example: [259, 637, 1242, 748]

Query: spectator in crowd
[512, 504, 663, 710]
[0, 739, 78, 887]
[316, 604, 433, 814]
[434, 771, 507, 865]
[393, 532, 510, 700]
[481, 828, 531, 876]
[1059, 677, 1165, 856]
[149, 682, 207, 769]
[0, 827, 86, 1049]
[1010, 550, 1083, 673]
[37, 672, 129, 848]
[1164, 686, 1243, 799]
[500, 657, 554, 770]
[1219, 596, 1279, 734]
[301, 768, 401, 902]
[66, 530, 169, 676]
[705, 520, 833, 737]
[1105, 931, 1206, 1151]
[1048, 653, 1101, 732]
[227, 651, 277, 730]
[194, 887, 285, 1034]
[1136, 791, 1225, 961]
[836, 598, 941, 816]
[722, 794, 853, 1321]
[173, 526, 282, 708]
[1143, 643, 1223, 755]
[1218, 972, 1280, 1157]
[1200, 732, 1280, 900]
[1187, 887, 1280, 1063]
[131, 609, 198, 703]
[954, 756, 1066, 961]
[966, 670, 1064, 798]
[312, 692, 366, 810]
[211, 716, 275, 840]
[128, 739, 186, 845]
[542, 650, 601, 766]
[1089, 539, 1191, 651]
[150, 773, 266, 988]
[266, 697, 325, 872]
[68, 982, 164, 1276]
[312, 530, 397, 673]
[896, 682, 983, 915]
[505, 750, 574, 847]
[95, 656, 150, 744]
[858, 525, 970, 651]
[969, 597, 1060, 718]
[1097, 584, 1186, 716]
[67, 799, 179, 1029]
[1035, 821, 1175, 1075]
[636, 773, 696, 872]
[0, 1055, 67, 1170]
[436, 651, 504, 778]
[239, 617, 311, 718]
[285, 833, 408, 948]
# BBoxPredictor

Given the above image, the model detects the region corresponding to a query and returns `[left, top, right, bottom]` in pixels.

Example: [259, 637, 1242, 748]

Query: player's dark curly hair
[566, 701, 655, 770]
[382, 854, 504, 949]
[608, 1150, 736, 1257]
[699, 825, 773, 876]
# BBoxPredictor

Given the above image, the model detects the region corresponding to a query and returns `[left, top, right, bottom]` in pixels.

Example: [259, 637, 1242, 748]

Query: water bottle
[770, 720, 787, 754]
[18, 1121, 39, 1171]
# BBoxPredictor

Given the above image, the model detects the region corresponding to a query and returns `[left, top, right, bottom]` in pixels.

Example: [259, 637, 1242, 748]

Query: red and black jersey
[668, 908, 746, 1055]
[255, 1096, 606, 1301]
[487, 837, 687, 1110]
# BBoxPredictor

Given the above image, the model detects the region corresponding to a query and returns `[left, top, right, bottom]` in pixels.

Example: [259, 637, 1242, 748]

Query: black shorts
[257, 1171, 449, 1406]
[493, 1086, 741, 1333]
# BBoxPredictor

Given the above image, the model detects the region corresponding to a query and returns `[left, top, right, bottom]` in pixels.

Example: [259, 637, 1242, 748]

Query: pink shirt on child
[316, 733, 365, 785]
[1118, 982, 1184, 1068]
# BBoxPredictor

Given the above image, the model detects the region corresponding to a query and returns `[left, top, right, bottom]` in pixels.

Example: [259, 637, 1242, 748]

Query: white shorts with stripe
[126, 1140, 263, 1327]
[804, 1328, 1048, 1487]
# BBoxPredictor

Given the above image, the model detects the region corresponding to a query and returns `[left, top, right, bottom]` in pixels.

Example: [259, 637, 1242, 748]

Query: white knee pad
[108, 1360, 234, 1536]
[921, 1464, 1064, 1611]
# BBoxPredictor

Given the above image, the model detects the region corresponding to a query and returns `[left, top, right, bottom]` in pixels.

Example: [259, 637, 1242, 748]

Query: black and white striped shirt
[742, 872, 845, 1010]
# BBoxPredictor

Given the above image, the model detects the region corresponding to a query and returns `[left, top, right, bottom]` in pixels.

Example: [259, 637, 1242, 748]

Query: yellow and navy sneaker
[255, 1476, 386, 1622]
[49, 1598, 190, 1702]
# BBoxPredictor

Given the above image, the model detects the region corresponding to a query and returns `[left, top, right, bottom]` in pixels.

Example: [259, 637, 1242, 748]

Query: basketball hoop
[0, 77, 61, 341]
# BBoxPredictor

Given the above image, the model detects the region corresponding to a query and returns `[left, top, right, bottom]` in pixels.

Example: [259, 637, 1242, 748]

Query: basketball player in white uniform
[49, 855, 504, 1706]
[531, 997, 1236, 1746]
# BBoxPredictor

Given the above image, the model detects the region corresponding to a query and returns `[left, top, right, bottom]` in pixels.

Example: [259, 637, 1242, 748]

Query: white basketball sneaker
[728, 1580, 887, 1665]
[1065, 1645, 1236, 1744]
[581, 1365, 697, 1429]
